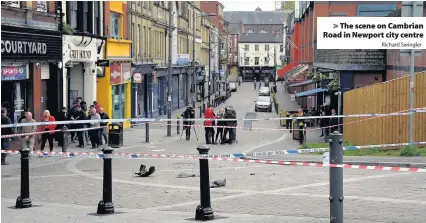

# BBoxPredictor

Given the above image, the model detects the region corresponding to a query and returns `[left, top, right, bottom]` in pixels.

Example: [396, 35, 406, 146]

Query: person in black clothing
[181, 107, 195, 140]
[56, 107, 68, 147]
[1, 107, 13, 165]
[329, 109, 338, 133]
[71, 105, 86, 147]
[222, 106, 237, 144]
[99, 107, 110, 145]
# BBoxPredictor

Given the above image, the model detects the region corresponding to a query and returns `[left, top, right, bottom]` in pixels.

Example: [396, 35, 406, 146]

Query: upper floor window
[94, 1, 100, 35]
[259, 28, 268, 34]
[244, 45, 249, 51]
[110, 12, 121, 38]
[264, 57, 269, 64]
[280, 44, 284, 52]
[265, 45, 269, 51]
[245, 57, 249, 65]
[255, 45, 259, 51]
[36, 1, 47, 12]
[254, 57, 259, 65]
[1, 1, 20, 8]
[357, 4, 396, 17]
[246, 28, 254, 33]
[68, 2, 78, 29]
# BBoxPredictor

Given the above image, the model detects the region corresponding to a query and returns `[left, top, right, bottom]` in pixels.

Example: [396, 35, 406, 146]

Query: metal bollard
[329, 131, 344, 223]
[62, 125, 68, 152]
[195, 145, 214, 221]
[16, 148, 32, 208]
[145, 112, 150, 143]
[177, 115, 181, 135]
[97, 147, 115, 214]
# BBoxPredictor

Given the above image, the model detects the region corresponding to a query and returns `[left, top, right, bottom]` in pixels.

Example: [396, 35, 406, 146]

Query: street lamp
[192, 12, 216, 110]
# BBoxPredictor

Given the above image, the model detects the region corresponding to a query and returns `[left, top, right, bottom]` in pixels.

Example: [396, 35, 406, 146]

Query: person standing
[99, 107, 110, 145]
[214, 109, 225, 144]
[181, 106, 195, 140]
[88, 108, 102, 149]
[20, 111, 37, 151]
[1, 107, 13, 165]
[204, 105, 216, 144]
[39, 110, 56, 153]
[56, 107, 68, 147]
[296, 109, 305, 145]
[222, 106, 237, 144]
[71, 105, 86, 148]
[329, 109, 338, 133]
[253, 79, 257, 90]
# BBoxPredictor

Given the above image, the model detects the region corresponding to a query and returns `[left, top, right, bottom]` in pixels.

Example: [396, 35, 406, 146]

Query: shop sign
[96, 59, 110, 67]
[110, 63, 122, 84]
[1, 65, 27, 81]
[1, 40, 47, 55]
[122, 63, 131, 83]
[70, 50, 91, 60]
[133, 73, 143, 83]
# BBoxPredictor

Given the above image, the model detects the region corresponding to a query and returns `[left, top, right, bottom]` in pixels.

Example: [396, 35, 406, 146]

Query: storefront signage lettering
[1, 65, 27, 81]
[70, 50, 91, 59]
[122, 63, 131, 83]
[1, 40, 47, 55]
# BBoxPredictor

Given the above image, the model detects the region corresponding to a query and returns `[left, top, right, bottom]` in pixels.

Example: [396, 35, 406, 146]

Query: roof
[224, 11, 289, 25]
[239, 33, 283, 43]
[227, 23, 241, 34]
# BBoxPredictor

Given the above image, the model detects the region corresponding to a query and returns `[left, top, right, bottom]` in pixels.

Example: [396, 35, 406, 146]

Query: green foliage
[63, 23, 73, 35]
[328, 78, 340, 92]
[281, 1, 295, 10]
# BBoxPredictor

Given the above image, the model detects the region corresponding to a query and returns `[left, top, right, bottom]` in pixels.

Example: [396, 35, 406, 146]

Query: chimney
[239, 20, 243, 34]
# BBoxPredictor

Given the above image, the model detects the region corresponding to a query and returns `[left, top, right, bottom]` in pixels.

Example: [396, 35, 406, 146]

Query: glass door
[112, 85, 124, 119]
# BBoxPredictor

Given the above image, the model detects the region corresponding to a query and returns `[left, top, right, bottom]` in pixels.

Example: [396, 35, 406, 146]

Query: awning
[286, 64, 309, 80]
[289, 79, 313, 87]
[295, 88, 328, 97]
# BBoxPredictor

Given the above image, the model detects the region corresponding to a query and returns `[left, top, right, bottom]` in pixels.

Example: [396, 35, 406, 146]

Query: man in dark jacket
[329, 109, 338, 133]
[56, 107, 68, 147]
[222, 106, 237, 144]
[71, 105, 86, 147]
[99, 107, 110, 145]
[1, 107, 13, 165]
[181, 106, 195, 140]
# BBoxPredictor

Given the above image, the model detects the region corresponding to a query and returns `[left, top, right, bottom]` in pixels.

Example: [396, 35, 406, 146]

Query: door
[172, 75, 179, 110]
[112, 85, 125, 119]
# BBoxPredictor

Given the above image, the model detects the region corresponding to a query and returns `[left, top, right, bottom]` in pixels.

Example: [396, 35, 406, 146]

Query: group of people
[0, 98, 110, 165]
[181, 105, 237, 145]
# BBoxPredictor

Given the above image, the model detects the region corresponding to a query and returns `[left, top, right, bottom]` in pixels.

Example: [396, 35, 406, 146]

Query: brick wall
[386, 49, 426, 80]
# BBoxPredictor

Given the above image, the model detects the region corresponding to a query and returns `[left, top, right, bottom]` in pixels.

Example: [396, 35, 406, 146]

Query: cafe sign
[70, 50, 91, 59]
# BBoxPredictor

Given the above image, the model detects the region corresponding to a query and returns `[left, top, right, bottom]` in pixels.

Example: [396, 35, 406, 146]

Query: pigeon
[177, 172, 199, 178]
[210, 179, 226, 188]
[135, 164, 156, 177]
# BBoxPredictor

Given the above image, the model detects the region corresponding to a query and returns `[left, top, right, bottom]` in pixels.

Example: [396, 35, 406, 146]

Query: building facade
[1, 1, 62, 122]
[96, 1, 133, 126]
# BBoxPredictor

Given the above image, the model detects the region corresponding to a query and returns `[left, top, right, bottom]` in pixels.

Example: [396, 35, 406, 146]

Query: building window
[245, 57, 249, 65]
[244, 45, 249, 51]
[68, 2, 78, 29]
[259, 28, 268, 33]
[137, 24, 141, 58]
[94, 1, 100, 35]
[280, 44, 284, 52]
[82, 2, 89, 32]
[255, 45, 259, 51]
[265, 45, 269, 51]
[36, 1, 47, 12]
[254, 57, 259, 65]
[110, 12, 121, 38]
[357, 4, 396, 17]
[246, 28, 254, 33]
[264, 57, 269, 65]
[2, 1, 20, 8]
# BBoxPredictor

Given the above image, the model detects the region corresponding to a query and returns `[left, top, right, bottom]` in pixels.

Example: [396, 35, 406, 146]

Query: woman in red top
[204, 106, 217, 144]
[39, 110, 56, 153]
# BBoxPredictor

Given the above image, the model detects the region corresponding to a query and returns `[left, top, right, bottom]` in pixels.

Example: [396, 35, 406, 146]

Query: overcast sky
[222, 1, 276, 11]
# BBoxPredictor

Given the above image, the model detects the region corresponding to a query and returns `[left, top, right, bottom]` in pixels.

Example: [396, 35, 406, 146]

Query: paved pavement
[2, 82, 426, 222]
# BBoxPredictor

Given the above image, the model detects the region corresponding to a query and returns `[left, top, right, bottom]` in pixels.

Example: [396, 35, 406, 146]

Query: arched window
[246, 28, 254, 34]
[259, 28, 268, 33]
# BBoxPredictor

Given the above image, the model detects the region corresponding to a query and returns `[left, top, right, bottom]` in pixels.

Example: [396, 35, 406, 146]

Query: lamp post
[192, 12, 216, 110]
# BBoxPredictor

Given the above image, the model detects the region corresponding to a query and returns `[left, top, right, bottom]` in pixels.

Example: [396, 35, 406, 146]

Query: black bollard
[145, 112, 150, 143]
[177, 116, 181, 135]
[97, 147, 115, 214]
[16, 148, 32, 208]
[329, 131, 344, 223]
[62, 125, 68, 152]
[195, 145, 214, 221]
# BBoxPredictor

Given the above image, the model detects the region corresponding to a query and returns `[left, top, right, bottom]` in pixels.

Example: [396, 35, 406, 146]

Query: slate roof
[239, 33, 283, 43]
[224, 11, 290, 25]
[227, 23, 241, 34]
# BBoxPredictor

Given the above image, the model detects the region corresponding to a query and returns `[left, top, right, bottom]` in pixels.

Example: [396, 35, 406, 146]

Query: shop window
[255, 45, 259, 51]
[255, 57, 259, 65]
[110, 12, 121, 38]
[357, 4, 396, 17]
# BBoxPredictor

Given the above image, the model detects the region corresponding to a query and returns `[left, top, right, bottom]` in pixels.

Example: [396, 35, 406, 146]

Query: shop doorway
[112, 85, 126, 119]
[1, 80, 28, 123]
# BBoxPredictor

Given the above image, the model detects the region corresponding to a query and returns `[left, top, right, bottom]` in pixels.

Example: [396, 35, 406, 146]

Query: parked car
[259, 87, 270, 96]
[254, 96, 272, 112]
[229, 82, 237, 92]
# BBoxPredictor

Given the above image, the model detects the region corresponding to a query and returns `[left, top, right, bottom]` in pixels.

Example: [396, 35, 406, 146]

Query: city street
[2, 82, 426, 223]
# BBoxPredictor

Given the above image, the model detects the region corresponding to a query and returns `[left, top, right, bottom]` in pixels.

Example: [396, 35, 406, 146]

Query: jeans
[101, 127, 108, 144]
[21, 138, 35, 151]
[215, 127, 223, 143]
[204, 127, 215, 144]
[89, 129, 101, 148]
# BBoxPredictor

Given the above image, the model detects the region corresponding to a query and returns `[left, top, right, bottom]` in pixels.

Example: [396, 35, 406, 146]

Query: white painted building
[238, 42, 283, 67]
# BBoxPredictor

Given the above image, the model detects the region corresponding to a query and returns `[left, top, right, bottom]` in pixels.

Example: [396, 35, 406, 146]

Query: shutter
[40, 64, 50, 79]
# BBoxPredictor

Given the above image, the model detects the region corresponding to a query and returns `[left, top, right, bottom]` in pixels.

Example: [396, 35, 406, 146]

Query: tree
[280, 1, 295, 10]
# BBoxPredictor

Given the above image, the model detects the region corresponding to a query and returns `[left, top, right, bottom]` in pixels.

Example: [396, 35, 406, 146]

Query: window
[2, 1, 20, 8]
[255, 45, 259, 51]
[137, 25, 140, 58]
[82, 2, 89, 32]
[110, 12, 121, 38]
[143, 26, 147, 57]
[244, 45, 249, 51]
[140, 26, 143, 58]
[259, 28, 268, 33]
[68, 2, 78, 29]
[241, 57, 244, 64]
[265, 45, 269, 51]
[264, 57, 269, 64]
[246, 28, 254, 33]
[255, 57, 259, 65]
[148, 27, 151, 58]
[36, 1, 47, 12]
[158, 7, 163, 18]
[244, 57, 249, 65]
[94, 1, 100, 35]
[280, 44, 284, 52]
[357, 4, 396, 17]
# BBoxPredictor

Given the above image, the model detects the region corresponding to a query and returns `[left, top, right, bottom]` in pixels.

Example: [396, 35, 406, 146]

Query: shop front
[63, 35, 106, 108]
[96, 39, 133, 128]
[131, 63, 157, 118]
[1, 25, 62, 122]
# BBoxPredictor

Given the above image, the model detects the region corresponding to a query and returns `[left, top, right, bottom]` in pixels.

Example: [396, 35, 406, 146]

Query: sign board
[1, 65, 28, 81]
[122, 63, 131, 83]
[176, 54, 190, 66]
[96, 59, 110, 67]
[110, 63, 122, 84]
[133, 73, 143, 83]
[290, 94, 296, 101]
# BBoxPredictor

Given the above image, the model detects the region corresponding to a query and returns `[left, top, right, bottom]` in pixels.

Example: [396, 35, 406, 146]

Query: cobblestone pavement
[2, 82, 426, 222]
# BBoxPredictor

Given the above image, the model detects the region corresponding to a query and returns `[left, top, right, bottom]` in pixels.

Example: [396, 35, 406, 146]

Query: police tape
[0, 126, 105, 139]
[2, 108, 425, 128]
[2, 142, 425, 159]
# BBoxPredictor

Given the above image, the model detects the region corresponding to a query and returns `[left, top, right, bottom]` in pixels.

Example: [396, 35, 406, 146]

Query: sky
[222, 1, 276, 11]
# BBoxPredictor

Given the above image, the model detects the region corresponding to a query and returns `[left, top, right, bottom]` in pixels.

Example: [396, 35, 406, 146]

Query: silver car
[259, 87, 270, 96]
[254, 96, 272, 112]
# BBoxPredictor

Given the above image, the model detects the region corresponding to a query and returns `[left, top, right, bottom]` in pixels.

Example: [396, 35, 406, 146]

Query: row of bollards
[14, 133, 343, 222]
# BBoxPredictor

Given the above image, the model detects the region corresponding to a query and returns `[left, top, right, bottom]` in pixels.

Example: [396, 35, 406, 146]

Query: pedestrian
[68, 99, 80, 142]
[88, 107, 102, 149]
[93, 101, 101, 113]
[39, 110, 56, 154]
[222, 106, 237, 144]
[214, 109, 225, 144]
[99, 107, 110, 145]
[296, 109, 305, 145]
[181, 106, 195, 140]
[1, 107, 13, 165]
[70, 105, 86, 148]
[204, 105, 216, 144]
[329, 109, 338, 133]
[319, 110, 329, 139]
[56, 106, 68, 147]
[20, 110, 37, 151]
[253, 79, 257, 90]
[81, 101, 90, 144]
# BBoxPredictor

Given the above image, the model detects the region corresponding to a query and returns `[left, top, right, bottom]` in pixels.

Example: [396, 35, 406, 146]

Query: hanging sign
[1, 65, 27, 81]
[110, 63, 122, 84]
[122, 63, 131, 83]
